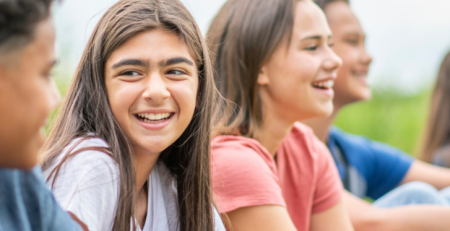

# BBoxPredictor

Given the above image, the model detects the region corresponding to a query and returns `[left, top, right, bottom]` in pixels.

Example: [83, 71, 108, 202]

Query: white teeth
[137, 113, 171, 121]
[324, 80, 334, 88]
[312, 80, 334, 89]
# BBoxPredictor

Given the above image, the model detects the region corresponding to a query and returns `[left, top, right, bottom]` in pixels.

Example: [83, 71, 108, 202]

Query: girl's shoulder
[44, 136, 120, 189]
[60, 136, 116, 168]
[211, 135, 274, 166]
[44, 137, 120, 231]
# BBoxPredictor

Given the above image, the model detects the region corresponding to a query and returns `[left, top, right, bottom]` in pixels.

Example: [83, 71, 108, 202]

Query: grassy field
[334, 90, 431, 157]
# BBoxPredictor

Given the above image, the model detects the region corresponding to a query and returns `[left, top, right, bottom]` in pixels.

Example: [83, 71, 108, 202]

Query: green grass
[334, 90, 431, 156]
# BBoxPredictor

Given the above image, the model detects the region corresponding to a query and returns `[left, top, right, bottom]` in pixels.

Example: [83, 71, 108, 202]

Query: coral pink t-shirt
[211, 122, 342, 231]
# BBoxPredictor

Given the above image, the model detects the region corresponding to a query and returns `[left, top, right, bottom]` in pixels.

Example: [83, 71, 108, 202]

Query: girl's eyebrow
[111, 59, 148, 69]
[300, 35, 332, 41]
[159, 57, 194, 67]
[111, 57, 194, 69]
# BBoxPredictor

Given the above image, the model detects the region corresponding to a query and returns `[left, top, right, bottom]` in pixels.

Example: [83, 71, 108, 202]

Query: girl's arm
[225, 205, 297, 231]
[310, 201, 354, 231]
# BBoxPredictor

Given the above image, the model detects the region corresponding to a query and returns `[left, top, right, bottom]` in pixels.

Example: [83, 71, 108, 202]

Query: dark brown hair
[41, 0, 216, 230]
[420, 50, 450, 163]
[208, 0, 299, 137]
[314, 0, 349, 10]
[0, 0, 53, 54]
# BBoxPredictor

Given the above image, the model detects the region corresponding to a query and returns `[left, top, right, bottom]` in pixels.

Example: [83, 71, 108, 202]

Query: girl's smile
[134, 110, 175, 130]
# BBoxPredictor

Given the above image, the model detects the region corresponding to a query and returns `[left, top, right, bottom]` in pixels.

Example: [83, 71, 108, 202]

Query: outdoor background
[51, 0, 450, 156]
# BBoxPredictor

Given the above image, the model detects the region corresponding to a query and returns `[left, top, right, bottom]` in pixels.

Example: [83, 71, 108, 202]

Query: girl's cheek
[169, 82, 198, 113]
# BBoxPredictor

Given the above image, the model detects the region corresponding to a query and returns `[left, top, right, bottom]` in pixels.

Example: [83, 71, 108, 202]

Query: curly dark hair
[0, 0, 53, 53]
[314, 0, 349, 10]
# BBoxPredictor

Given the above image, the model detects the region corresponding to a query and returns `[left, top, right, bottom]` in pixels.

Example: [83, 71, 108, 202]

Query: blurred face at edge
[0, 17, 60, 170]
[324, 1, 372, 107]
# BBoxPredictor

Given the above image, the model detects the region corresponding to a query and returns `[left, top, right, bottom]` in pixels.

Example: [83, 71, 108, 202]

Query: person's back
[0, 0, 83, 230]
[327, 126, 414, 200]
[0, 167, 83, 231]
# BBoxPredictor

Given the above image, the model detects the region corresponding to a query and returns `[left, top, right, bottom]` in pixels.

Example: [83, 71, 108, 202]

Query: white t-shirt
[44, 138, 226, 231]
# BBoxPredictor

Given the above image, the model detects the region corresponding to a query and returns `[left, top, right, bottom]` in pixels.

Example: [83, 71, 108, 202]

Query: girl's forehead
[106, 29, 196, 66]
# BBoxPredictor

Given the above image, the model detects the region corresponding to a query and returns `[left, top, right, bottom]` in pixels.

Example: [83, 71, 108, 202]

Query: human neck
[253, 107, 294, 157]
[302, 105, 342, 143]
[132, 147, 160, 193]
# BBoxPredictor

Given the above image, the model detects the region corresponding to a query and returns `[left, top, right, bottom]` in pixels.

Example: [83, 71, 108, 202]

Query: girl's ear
[257, 66, 270, 85]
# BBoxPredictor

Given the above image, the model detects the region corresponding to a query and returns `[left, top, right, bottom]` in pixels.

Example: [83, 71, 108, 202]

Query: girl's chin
[297, 104, 334, 121]
[133, 139, 178, 155]
[316, 107, 334, 118]
[353, 89, 372, 102]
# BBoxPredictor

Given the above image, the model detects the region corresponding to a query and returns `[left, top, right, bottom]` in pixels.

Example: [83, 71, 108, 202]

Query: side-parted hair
[40, 0, 215, 230]
[209, 0, 300, 137]
[420, 50, 450, 162]
[0, 0, 53, 55]
[314, 0, 349, 10]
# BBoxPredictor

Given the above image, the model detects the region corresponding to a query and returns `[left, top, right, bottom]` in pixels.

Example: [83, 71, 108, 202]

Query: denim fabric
[0, 166, 81, 231]
[373, 181, 450, 208]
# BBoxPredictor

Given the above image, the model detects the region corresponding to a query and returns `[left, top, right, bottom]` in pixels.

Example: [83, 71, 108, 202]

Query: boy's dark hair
[0, 0, 53, 53]
[314, 0, 349, 10]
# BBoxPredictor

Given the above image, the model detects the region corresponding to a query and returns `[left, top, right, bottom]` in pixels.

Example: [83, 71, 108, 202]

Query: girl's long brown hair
[208, 0, 300, 137]
[41, 0, 216, 230]
[419, 50, 450, 163]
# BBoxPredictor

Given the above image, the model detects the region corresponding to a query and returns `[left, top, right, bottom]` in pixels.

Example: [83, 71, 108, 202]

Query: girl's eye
[167, 69, 186, 75]
[43, 71, 53, 80]
[328, 43, 334, 48]
[304, 45, 318, 51]
[120, 71, 140, 76]
[345, 39, 358, 46]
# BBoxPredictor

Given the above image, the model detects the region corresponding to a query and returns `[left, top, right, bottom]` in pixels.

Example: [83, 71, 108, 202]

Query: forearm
[352, 205, 450, 231]
[402, 161, 450, 190]
[344, 191, 450, 231]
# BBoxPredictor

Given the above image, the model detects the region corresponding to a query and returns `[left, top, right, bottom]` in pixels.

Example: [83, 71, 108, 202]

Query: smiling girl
[40, 0, 225, 231]
[208, 0, 353, 230]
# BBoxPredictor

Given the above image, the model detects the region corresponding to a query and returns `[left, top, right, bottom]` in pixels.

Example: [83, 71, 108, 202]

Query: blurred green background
[334, 89, 431, 157]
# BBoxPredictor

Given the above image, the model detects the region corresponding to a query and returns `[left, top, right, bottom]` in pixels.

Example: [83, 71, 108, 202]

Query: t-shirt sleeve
[211, 142, 286, 213]
[47, 148, 120, 231]
[364, 140, 414, 200]
[311, 136, 343, 213]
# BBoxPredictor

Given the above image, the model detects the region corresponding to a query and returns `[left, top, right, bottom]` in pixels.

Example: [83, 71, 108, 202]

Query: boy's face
[0, 17, 60, 170]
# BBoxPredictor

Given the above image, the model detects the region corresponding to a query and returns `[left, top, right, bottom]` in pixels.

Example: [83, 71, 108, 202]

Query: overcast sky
[53, 0, 450, 95]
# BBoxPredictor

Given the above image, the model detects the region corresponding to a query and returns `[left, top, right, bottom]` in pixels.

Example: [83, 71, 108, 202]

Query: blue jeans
[373, 181, 450, 208]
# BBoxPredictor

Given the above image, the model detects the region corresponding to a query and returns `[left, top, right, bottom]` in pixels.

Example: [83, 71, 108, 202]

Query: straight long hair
[208, 0, 299, 137]
[420, 50, 450, 162]
[40, 0, 216, 230]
